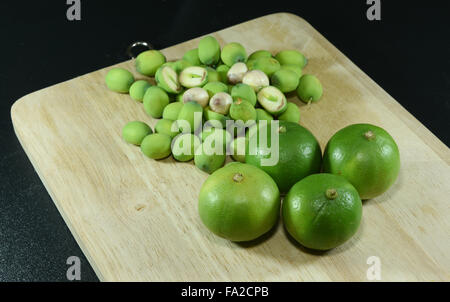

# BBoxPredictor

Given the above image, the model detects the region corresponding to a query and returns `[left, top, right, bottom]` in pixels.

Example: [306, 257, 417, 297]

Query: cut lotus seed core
[209, 92, 233, 115]
[326, 188, 338, 200]
[364, 130, 376, 141]
[233, 173, 244, 183]
[179, 67, 208, 88]
[162, 66, 181, 92]
[257, 86, 287, 114]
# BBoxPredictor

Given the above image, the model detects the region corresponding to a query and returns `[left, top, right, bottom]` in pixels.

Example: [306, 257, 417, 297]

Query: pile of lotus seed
[105, 36, 323, 173]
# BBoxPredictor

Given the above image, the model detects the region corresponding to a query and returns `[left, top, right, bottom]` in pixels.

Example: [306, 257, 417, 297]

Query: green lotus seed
[248, 50, 272, 61]
[171, 133, 201, 162]
[176, 91, 185, 102]
[198, 36, 221, 66]
[203, 81, 228, 98]
[155, 119, 180, 139]
[204, 106, 228, 128]
[173, 59, 193, 73]
[257, 86, 288, 116]
[179, 66, 208, 88]
[296, 74, 323, 103]
[229, 98, 257, 122]
[221, 42, 247, 67]
[271, 69, 300, 93]
[246, 59, 256, 70]
[183, 48, 201, 66]
[105, 68, 135, 93]
[135, 50, 166, 76]
[155, 65, 182, 94]
[230, 136, 248, 163]
[251, 57, 281, 77]
[281, 64, 302, 78]
[129, 80, 151, 102]
[231, 83, 257, 106]
[162, 102, 184, 121]
[275, 50, 307, 68]
[122, 121, 152, 145]
[206, 67, 220, 83]
[278, 102, 301, 123]
[216, 64, 230, 84]
[143, 86, 170, 118]
[194, 143, 226, 174]
[255, 108, 274, 122]
[140, 133, 172, 160]
[177, 101, 203, 133]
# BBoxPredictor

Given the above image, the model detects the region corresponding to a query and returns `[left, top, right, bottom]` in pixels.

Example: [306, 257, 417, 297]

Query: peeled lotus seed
[182, 87, 210, 108]
[209, 92, 233, 115]
[227, 62, 248, 84]
[179, 66, 208, 88]
[242, 70, 270, 92]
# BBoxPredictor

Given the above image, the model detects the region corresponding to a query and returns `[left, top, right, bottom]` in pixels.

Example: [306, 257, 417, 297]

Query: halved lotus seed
[227, 62, 248, 84]
[179, 66, 208, 88]
[182, 87, 210, 108]
[155, 65, 182, 94]
[257, 86, 288, 116]
[209, 92, 233, 115]
[242, 70, 269, 92]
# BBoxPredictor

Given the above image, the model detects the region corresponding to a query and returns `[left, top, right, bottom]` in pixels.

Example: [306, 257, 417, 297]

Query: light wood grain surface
[11, 13, 450, 281]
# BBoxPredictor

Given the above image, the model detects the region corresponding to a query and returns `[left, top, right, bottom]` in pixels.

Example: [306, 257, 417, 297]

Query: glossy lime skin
[122, 121, 152, 145]
[105, 68, 134, 93]
[129, 80, 151, 102]
[135, 50, 166, 76]
[246, 121, 322, 194]
[140, 133, 172, 160]
[143, 86, 170, 118]
[283, 173, 362, 250]
[199, 162, 280, 242]
[323, 124, 400, 200]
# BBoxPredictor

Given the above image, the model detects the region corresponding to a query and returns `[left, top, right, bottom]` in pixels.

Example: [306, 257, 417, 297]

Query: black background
[0, 0, 449, 282]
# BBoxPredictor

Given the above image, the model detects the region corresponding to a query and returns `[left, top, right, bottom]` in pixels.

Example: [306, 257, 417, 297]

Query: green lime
[246, 121, 322, 194]
[198, 162, 280, 242]
[283, 173, 362, 250]
[323, 124, 400, 200]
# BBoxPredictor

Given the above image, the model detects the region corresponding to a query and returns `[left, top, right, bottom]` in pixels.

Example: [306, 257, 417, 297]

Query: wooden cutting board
[11, 13, 450, 281]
